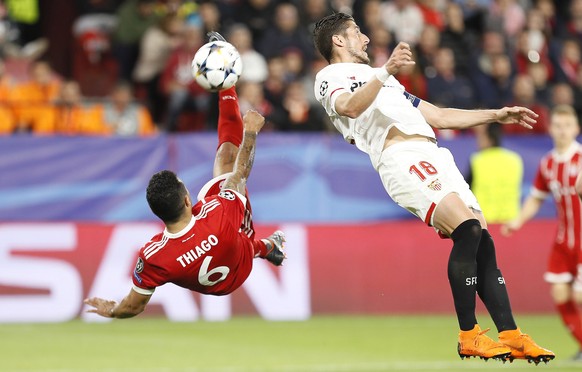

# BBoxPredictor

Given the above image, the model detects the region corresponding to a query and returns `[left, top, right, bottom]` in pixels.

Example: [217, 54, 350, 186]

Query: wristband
[375, 68, 390, 83]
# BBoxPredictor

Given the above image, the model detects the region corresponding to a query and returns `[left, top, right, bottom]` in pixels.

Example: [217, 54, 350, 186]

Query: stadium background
[2, 1, 581, 370]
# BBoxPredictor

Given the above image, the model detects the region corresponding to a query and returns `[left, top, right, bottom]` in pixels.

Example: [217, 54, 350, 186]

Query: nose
[363, 34, 370, 45]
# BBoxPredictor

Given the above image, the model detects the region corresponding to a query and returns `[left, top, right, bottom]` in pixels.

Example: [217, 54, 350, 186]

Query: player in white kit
[313, 12, 554, 364]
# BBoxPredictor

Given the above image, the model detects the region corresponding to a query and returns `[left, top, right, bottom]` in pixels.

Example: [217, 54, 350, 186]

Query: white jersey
[314, 63, 436, 169]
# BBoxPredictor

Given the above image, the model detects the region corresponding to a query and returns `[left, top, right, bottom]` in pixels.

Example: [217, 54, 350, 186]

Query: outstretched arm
[418, 100, 538, 130]
[84, 289, 151, 319]
[500, 195, 544, 237]
[334, 42, 415, 118]
[221, 110, 265, 195]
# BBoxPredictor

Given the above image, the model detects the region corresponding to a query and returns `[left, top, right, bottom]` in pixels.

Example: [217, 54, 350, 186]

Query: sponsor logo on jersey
[319, 81, 328, 96]
[218, 190, 236, 201]
[348, 76, 356, 80]
[350, 81, 366, 92]
[427, 179, 442, 191]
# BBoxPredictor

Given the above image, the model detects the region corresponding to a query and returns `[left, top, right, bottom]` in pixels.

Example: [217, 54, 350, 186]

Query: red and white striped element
[532, 143, 582, 249]
[143, 235, 169, 260]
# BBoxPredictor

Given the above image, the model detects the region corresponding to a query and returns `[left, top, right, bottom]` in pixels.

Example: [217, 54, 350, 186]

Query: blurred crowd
[0, 0, 581, 136]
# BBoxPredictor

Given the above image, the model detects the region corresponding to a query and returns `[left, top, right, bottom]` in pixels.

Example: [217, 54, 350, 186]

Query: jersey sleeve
[131, 252, 160, 295]
[530, 163, 549, 199]
[216, 188, 247, 228]
[315, 70, 350, 116]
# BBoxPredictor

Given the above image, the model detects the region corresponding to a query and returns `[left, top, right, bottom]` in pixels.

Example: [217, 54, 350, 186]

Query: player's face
[343, 22, 370, 64]
[549, 113, 580, 148]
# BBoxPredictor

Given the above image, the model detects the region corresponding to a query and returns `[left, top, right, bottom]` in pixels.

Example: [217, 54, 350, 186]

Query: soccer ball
[191, 41, 242, 91]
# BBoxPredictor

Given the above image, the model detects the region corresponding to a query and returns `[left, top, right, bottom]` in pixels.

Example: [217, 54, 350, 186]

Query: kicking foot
[262, 230, 286, 266]
[498, 328, 555, 365]
[207, 31, 226, 42]
[458, 325, 512, 362]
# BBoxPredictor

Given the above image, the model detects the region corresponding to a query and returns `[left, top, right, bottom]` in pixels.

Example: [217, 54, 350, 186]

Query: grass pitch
[1, 314, 580, 372]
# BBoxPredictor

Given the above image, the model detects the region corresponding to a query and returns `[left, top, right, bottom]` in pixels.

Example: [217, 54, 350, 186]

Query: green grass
[1, 314, 579, 371]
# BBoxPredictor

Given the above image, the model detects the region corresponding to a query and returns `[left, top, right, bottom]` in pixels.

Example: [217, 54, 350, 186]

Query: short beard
[348, 48, 370, 64]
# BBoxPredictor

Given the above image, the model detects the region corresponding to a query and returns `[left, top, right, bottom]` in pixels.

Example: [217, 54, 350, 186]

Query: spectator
[257, 2, 314, 61]
[159, 25, 209, 132]
[415, 24, 441, 78]
[506, 74, 549, 134]
[440, 2, 477, 76]
[111, 0, 161, 82]
[554, 38, 581, 86]
[237, 81, 276, 131]
[0, 56, 16, 133]
[354, 0, 383, 35]
[380, 0, 425, 46]
[395, 49, 427, 100]
[426, 47, 476, 110]
[227, 23, 268, 84]
[473, 54, 514, 109]
[40, 80, 105, 135]
[198, 1, 222, 35]
[299, 0, 332, 35]
[471, 30, 507, 79]
[12, 60, 61, 133]
[527, 61, 551, 106]
[417, 0, 445, 31]
[366, 25, 393, 68]
[485, 0, 527, 41]
[278, 80, 329, 132]
[133, 14, 184, 125]
[514, 29, 553, 82]
[234, 0, 276, 48]
[102, 82, 156, 136]
[263, 55, 286, 112]
[467, 123, 523, 224]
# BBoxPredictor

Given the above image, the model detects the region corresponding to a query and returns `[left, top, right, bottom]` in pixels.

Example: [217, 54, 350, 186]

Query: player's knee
[451, 218, 482, 244]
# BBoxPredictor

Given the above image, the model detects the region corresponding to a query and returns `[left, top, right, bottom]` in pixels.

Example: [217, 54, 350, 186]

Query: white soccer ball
[191, 41, 242, 91]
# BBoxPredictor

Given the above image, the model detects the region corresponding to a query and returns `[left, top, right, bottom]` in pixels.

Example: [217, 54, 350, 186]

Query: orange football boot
[498, 328, 555, 364]
[458, 325, 512, 361]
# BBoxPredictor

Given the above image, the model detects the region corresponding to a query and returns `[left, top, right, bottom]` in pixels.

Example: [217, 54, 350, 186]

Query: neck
[165, 213, 192, 234]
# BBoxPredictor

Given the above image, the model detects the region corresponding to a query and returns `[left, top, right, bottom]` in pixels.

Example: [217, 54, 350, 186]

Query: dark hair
[146, 170, 188, 223]
[313, 12, 354, 62]
[486, 123, 502, 147]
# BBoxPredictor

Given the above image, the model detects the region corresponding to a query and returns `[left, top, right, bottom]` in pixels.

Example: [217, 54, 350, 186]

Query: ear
[332, 34, 344, 47]
[185, 194, 193, 208]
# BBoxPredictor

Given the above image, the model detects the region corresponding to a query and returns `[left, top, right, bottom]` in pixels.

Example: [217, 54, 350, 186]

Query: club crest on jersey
[319, 81, 328, 96]
[219, 190, 236, 200]
[428, 179, 442, 191]
[135, 257, 144, 273]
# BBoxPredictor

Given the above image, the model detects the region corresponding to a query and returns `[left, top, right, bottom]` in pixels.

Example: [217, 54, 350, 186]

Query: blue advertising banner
[0, 133, 555, 222]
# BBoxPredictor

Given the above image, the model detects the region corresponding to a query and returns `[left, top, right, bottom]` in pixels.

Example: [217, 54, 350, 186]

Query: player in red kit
[503, 105, 582, 361]
[84, 42, 286, 316]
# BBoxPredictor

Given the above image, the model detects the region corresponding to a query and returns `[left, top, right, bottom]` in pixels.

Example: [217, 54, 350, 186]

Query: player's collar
[164, 215, 195, 239]
[552, 141, 581, 162]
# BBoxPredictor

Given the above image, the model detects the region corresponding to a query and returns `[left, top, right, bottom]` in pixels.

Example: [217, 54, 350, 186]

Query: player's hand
[500, 220, 521, 237]
[384, 42, 415, 75]
[496, 106, 538, 129]
[84, 297, 117, 318]
[243, 110, 265, 134]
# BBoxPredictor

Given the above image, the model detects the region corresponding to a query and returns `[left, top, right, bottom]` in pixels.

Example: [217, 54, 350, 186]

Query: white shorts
[377, 141, 480, 227]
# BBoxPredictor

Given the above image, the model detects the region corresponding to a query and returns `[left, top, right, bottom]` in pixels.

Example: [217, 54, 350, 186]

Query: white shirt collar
[163, 215, 195, 239]
[552, 142, 581, 162]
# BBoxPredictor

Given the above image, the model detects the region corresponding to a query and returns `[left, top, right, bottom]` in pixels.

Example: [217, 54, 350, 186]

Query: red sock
[557, 301, 582, 349]
[217, 87, 242, 148]
[252, 239, 268, 258]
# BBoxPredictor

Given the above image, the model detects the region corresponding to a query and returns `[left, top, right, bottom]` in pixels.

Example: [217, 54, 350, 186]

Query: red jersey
[132, 188, 255, 296]
[532, 142, 582, 249]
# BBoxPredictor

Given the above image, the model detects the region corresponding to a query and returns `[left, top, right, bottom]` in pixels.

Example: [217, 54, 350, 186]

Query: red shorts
[544, 241, 581, 286]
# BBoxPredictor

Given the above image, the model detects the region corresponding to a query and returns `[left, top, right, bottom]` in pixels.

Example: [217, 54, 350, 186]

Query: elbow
[339, 107, 362, 119]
